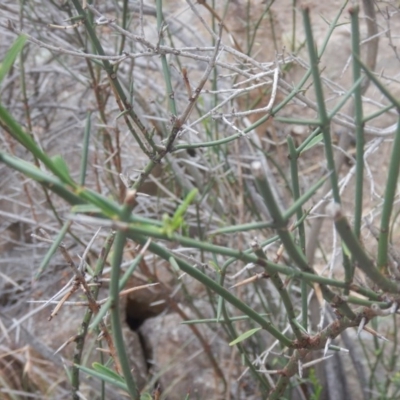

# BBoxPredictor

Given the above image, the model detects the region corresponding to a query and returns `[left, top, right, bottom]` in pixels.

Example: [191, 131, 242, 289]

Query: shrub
[1, 1, 400, 399]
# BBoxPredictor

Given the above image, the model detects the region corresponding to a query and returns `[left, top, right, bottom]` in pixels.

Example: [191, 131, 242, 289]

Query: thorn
[357, 317, 366, 337]
[327, 344, 349, 353]
[324, 337, 332, 357]
[256, 368, 280, 375]
[363, 326, 390, 342]
[96, 347, 112, 354]
[54, 334, 78, 355]
[302, 355, 334, 369]
[229, 272, 269, 289]
[298, 360, 303, 378]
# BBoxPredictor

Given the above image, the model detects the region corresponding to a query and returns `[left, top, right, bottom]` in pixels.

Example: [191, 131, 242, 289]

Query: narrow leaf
[35, 221, 71, 280]
[51, 154, 73, 184]
[75, 363, 128, 391]
[80, 111, 91, 186]
[173, 188, 198, 220]
[92, 362, 125, 383]
[229, 327, 262, 346]
[0, 35, 27, 85]
[282, 174, 329, 221]
[300, 133, 323, 153]
[0, 152, 82, 205]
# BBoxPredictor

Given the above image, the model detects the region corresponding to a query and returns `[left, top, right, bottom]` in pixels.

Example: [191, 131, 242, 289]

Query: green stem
[253, 243, 304, 340]
[110, 192, 140, 399]
[221, 302, 270, 395]
[127, 234, 293, 347]
[119, 220, 358, 290]
[333, 204, 400, 293]
[155, 0, 178, 117]
[70, 0, 152, 157]
[302, 7, 341, 204]
[287, 136, 308, 330]
[377, 118, 400, 274]
[251, 161, 355, 319]
[72, 231, 115, 400]
[79, 111, 91, 186]
[270, 308, 363, 399]
[350, 7, 364, 241]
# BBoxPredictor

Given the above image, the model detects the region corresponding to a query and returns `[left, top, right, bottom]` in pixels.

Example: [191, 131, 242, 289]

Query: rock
[139, 309, 230, 399]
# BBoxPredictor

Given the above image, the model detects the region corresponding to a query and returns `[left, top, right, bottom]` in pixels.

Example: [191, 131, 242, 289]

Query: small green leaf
[161, 213, 174, 238]
[170, 216, 183, 231]
[35, 220, 70, 280]
[140, 393, 153, 400]
[0, 35, 27, 85]
[51, 155, 73, 184]
[160, 189, 198, 237]
[0, 151, 82, 206]
[300, 134, 323, 153]
[282, 175, 329, 221]
[92, 362, 125, 384]
[208, 261, 221, 274]
[229, 327, 262, 346]
[76, 188, 122, 218]
[0, 105, 53, 169]
[173, 188, 198, 220]
[116, 109, 130, 119]
[75, 363, 128, 391]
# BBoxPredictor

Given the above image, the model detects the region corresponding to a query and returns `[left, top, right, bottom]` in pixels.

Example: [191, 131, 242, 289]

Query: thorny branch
[1, 1, 400, 399]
